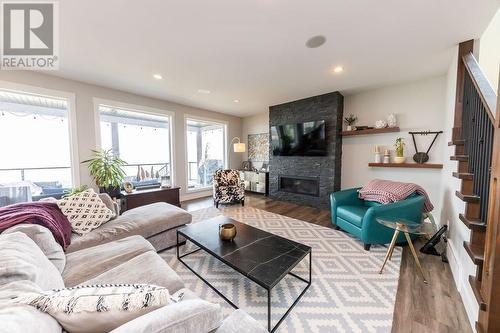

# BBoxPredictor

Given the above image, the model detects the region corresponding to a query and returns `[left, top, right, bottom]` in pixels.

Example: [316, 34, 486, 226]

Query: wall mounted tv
[271, 120, 327, 156]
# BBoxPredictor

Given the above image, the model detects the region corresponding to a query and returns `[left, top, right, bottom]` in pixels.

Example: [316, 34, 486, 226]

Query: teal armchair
[330, 187, 425, 250]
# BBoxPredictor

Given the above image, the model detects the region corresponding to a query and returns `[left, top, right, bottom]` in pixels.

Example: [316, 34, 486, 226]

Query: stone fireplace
[268, 91, 343, 209]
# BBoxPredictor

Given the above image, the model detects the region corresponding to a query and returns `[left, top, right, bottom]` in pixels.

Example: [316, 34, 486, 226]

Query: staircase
[450, 41, 497, 332]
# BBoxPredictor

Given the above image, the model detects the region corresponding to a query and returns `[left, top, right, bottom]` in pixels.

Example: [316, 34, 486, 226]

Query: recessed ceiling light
[197, 89, 211, 94]
[333, 66, 343, 73]
[153, 74, 163, 80]
[306, 35, 326, 48]
[233, 99, 240, 103]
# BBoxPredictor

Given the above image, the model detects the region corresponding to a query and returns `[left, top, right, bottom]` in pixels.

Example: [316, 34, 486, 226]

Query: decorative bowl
[219, 223, 237, 241]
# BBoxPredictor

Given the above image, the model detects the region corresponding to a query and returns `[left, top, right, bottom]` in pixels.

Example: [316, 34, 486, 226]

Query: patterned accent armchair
[213, 169, 245, 208]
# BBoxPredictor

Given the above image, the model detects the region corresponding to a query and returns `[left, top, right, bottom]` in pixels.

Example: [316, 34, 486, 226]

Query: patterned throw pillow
[57, 189, 115, 235]
[16, 283, 183, 333]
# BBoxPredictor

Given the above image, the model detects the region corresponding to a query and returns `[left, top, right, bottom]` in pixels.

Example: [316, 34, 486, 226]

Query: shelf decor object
[409, 130, 443, 164]
[340, 127, 400, 136]
[368, 163, 443, 169]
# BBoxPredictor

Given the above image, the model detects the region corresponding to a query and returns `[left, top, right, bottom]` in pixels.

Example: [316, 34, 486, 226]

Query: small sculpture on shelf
[344, 114, 357, 131]
[387, 113, 397, 128]
[375, 119, 387, 129]
[383, 149, 391, 163]
[394, 137, 406, 163]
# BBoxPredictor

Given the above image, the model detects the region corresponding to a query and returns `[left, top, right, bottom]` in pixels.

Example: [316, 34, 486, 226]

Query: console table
[239, 170, 269, 196]
[120, 186, 181, 212]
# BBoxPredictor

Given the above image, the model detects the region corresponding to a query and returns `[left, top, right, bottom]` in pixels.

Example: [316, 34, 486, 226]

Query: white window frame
[93, 98, 176, 187]
[0, 80, 80, 187]
[184, 114, 228, 193]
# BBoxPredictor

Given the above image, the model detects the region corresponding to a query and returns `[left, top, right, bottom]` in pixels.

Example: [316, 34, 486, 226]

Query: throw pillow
[57, 189, 115, 236]
[16, 283, 182, 333]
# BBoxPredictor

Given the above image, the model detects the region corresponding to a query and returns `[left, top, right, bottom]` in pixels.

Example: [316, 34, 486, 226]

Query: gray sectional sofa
[0, 201, 267, 333]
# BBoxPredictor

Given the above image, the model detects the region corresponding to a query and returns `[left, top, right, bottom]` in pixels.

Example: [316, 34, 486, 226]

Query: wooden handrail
[462, 52, 497, 124]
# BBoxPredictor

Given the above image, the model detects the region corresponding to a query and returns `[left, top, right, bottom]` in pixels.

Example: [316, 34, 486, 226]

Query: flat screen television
[271, 120, 327, 156]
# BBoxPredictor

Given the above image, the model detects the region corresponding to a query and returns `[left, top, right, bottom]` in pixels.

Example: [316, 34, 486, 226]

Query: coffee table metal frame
[176, 230, 312, 332]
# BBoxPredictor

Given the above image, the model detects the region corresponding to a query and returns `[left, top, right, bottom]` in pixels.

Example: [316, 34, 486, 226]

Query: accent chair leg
[364, 244, 371, 251]
[215, 201, 219, 208]
[241, 199, 245, 207]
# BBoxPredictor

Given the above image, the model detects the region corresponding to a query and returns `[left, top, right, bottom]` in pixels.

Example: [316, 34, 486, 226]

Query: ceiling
[55, 0, 499, 117]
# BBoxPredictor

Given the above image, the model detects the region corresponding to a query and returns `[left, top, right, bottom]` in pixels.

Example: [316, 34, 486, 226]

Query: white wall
[479, 8, 500, 93]
[342, 76, 447, 216]
[241, 112, 269, 168]
[0, 71, 243, 201]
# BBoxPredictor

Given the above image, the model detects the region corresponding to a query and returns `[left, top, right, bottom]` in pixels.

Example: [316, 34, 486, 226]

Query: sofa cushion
[66, 202, 191, 253]
[109, 297, 223, 333]
[17, 284, 174, 333]
[0, 232, 64, 291]
[57, 189, 115, 236]
[2, 224, 66, 273]
[63, 236, 155, 287]
[337, 205, 369, 228]
[80, 251, 185, 292]
[0, 280, 62, 333]
[212, 310, 267, 333]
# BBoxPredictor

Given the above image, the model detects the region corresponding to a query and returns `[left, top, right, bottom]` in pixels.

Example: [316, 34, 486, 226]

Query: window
[186, 117, 226, 190]
[98, 103, 173, 189]
[0, 89, 75, 206]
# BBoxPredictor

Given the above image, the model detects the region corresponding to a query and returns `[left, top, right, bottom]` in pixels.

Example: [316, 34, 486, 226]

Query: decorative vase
[374, 152, 382, 163]
[346, 125, 352, 131]
[375, 120, 387, 129]
[387, 113, 397, 128]
[219, 223, 237, 241]
[394, 156, 406, 164]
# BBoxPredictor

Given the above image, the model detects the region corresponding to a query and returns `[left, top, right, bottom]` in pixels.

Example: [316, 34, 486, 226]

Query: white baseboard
[447, 241, 478, 332]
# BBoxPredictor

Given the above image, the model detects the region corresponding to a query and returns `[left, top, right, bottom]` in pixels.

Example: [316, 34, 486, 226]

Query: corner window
[186, 117, 226, 191]
[98, 104, 173, 189]
[0, 89, 75, 206]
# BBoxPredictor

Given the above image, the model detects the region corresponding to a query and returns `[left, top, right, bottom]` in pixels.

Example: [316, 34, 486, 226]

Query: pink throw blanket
[0, 202, 72, 249]
[358, 179, 433, 213]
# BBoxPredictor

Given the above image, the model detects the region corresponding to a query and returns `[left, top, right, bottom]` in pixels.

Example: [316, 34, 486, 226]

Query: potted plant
[394, 137, 406, 163]
[82, 149, 127, 198]
[344, 114, 357, 131]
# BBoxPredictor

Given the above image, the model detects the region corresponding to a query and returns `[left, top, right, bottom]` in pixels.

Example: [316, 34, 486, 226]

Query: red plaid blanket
[358, 179, 433, 212]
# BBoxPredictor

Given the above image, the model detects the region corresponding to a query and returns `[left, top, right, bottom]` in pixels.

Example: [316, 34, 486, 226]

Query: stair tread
[450, 155, 469, 161]
[459, 214, 486, 231]
[469, 275, 487, 311]
[455, 191, 480, 203]
[448, 140, 465, 146]
[464, 241, 484, 265]
[452, 172, 473, 180]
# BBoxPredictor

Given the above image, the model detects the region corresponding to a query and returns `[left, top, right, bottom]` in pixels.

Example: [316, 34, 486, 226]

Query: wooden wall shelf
[368, 162, 443, 169]
[341, 127, 400, 136]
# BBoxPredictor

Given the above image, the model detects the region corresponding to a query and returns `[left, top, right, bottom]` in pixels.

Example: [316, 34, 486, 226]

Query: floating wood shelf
[341, 127, 400, 136]
[368, 162, 443, 169]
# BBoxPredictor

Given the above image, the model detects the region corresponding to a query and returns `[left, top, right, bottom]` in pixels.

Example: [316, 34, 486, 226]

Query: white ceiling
[55, 0, 499, 117]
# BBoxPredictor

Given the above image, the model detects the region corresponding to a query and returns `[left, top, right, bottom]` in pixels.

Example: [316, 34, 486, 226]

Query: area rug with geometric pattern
[160, 206, 401, 333]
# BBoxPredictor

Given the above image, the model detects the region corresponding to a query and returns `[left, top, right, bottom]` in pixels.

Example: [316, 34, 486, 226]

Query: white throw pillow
[57, 189, 115, 236]
[16, 283, 182, 333]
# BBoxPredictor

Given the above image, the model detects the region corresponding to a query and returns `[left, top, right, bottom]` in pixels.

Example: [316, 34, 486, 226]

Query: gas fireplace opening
[278, 176, 320, 197]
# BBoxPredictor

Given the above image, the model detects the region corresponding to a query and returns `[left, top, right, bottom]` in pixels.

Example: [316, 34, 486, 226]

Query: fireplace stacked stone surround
[268, 91, 343, 209]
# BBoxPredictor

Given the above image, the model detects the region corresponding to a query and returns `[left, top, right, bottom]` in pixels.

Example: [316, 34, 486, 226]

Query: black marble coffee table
[176, 216, 312, 332]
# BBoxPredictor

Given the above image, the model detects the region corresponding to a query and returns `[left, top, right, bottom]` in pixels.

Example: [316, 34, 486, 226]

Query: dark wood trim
[462, 53, 497, 124]
[453, 40, 475, 135]
[368, 162, 443, 169]
[478, 69, 500, 333]
[340, 127, 400, 136]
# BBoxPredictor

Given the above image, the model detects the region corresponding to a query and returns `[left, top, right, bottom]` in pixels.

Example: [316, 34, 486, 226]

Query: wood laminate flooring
[181, 193, 472, 333]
